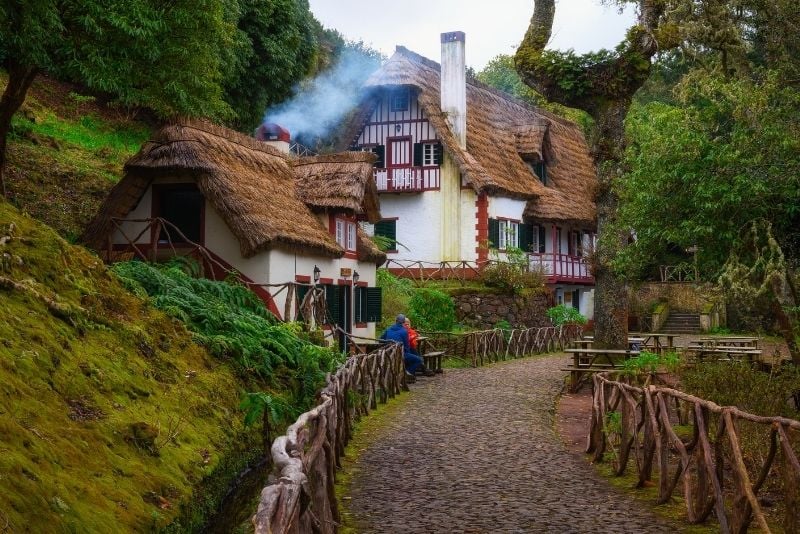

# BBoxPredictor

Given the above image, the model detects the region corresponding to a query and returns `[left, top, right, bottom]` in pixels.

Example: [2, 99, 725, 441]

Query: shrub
[680, 362, 800, 418]
[546, 304, 587, 326]
[376, 269, 414, 330]
[112, 260, 343, 413]
[481, 246, 546, 295]
[408, 288, 456, 332]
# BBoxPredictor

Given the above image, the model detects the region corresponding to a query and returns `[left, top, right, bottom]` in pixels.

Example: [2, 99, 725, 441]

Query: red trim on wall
[355, 281, 368, 287]
[355, 323, 368, 328]
[319, 277, 334, 285]
[337, 279, 353, 286]
[475, 192, 489, 264]
[343, 251, 358, 260]
[295, 275, 311, 283]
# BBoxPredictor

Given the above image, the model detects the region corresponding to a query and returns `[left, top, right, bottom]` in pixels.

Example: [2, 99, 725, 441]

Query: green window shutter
[413, 143, 423, 166]
[519, 223, 534, 252]
[325, 285, 341, 325]
[365, 287, 382, 323]
[354, 286, 368, 322]
[374, 145, 385, 168]
[488, 218, 500, 248]
[538, 226, 546, 253]
[374, 220, 397, 250]
[434, 143, 443, 165]
[535, 161, 547, 185]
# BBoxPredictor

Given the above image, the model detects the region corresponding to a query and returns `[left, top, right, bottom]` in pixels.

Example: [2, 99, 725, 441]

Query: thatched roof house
[83, 120, 384, 263]
[339, 45, 596, 227]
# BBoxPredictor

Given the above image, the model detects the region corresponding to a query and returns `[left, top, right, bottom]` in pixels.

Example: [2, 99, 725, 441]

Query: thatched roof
[356, 226, 386, 265]
[293, 152, 381, 223]
[339, 46, 597, 228]
[83, 120, 385, 260]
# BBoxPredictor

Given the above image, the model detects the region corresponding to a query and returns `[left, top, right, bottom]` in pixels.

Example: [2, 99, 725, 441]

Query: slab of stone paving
[345, 354, 680, 533]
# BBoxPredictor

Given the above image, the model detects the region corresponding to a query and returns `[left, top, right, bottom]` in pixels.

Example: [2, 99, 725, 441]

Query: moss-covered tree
[515, 1, 677, 348]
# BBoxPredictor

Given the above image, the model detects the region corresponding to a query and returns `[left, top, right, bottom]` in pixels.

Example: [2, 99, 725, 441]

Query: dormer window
[389, 88, 409, 112]
[524, 157, 548, 186]
[334, 217, 357, 252]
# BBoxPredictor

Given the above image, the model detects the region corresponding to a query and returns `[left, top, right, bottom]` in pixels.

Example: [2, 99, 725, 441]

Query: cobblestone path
[345, 354, 679, 533]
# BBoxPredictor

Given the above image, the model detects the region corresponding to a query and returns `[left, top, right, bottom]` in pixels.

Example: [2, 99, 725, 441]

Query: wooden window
[296, 284, 311, 320]
[498, 220, 519, 250]
[154, 185, 204, 244]
[355, 286, 382, 323]
[335, 219, 345, 248]
[538, 226, 546, 253]
[534, 161, 547, 185]
[346, 222, 357, 251]
[333, 218, 357, 252]
[518, 223, 534, 252]
[360, 145, 385, 168]
[414, 142, 443, 167]
[389, 88, 409, 112]
[373, 219, 397, 251]
[556, 227, 563, 254]
[325, 284, 342, 325]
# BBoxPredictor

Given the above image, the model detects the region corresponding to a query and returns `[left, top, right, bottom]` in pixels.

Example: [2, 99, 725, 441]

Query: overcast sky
[308, 0, 636, 70]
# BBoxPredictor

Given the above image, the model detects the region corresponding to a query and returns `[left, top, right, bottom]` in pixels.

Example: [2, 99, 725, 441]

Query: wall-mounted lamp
[313, 265, 321, 285]
[352, 271, 360, 285]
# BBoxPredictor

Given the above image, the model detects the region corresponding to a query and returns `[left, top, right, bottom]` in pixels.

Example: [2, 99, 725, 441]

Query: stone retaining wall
[451, 291, 550, 330]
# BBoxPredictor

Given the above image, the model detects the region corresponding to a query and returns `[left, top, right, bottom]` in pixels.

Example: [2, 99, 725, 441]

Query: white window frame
[335, 219, 345, 248]
[498, 220, 519, 250]
[346, 222, 357, 251]
[422, 142, 437, 166]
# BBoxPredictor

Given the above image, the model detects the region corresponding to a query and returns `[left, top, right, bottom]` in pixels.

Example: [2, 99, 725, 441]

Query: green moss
[0, 201, 260, 532]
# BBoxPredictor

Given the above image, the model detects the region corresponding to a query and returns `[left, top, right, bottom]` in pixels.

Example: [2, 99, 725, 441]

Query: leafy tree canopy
[0, 0, 233, 118]
[476, 54, 590, 130]
[222, 0, 318, 132]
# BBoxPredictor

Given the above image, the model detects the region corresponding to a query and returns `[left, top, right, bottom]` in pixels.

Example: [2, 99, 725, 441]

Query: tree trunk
[515, 1, 663, 349]
[0, 60, 39, 198]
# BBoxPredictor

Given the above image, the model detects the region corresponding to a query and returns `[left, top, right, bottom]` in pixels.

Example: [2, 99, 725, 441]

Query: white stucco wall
[459, 188, 477, 261]
[488, 196, 527, 221]
[380, 192, 442, 262]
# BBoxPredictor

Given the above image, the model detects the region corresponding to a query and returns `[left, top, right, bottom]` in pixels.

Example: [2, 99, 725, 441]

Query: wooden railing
[384, 259, 483, 285]
[374, 167, 440, 192]
[660, 263, 700, 282]
[589, 372, 800, 532]
[421, 325, 582, 367]
[251, 343, 405, 534]
[528, 252, 594, 283]
[384, 256, 593, 285]
[105, 217, 330, 323]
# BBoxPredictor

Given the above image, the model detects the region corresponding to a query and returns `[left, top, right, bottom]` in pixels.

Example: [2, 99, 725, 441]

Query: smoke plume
[264, 47, 381, 144]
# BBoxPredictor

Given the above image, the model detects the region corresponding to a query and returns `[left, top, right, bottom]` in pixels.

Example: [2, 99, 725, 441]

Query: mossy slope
[0, 200, 253, 532]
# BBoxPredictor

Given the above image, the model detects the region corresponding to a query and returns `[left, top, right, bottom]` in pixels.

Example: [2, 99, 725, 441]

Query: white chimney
[440, 31, 467, 150]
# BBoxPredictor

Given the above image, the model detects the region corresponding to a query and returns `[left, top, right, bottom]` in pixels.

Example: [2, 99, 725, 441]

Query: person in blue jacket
[380, 314, 434, 376]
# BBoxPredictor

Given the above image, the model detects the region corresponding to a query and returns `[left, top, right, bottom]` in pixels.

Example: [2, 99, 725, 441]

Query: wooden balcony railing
[528, 252, 593, 283]
[374, 167, 440, 192]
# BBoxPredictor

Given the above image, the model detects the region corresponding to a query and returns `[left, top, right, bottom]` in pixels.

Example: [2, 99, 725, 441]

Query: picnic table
[562, 348, 640, 392]
[630, 332, 679, 353]
[695, 336, 759, 348]
[686, 344, 762, 364]
[579, 336, 644, 351]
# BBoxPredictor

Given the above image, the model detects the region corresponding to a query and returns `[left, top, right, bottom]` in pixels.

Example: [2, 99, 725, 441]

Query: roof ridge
[392, 46, 582, 131]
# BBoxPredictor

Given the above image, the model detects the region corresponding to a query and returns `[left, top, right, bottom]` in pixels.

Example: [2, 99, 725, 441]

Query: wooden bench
[562, 348, 640, 393]
[422, 351, 445, 374]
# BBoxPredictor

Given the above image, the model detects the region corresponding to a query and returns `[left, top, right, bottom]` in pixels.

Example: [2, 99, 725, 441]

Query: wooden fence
[251, 343, 405, 534]
[588, 372, 800, 533]
[422, 325, 582, 367]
